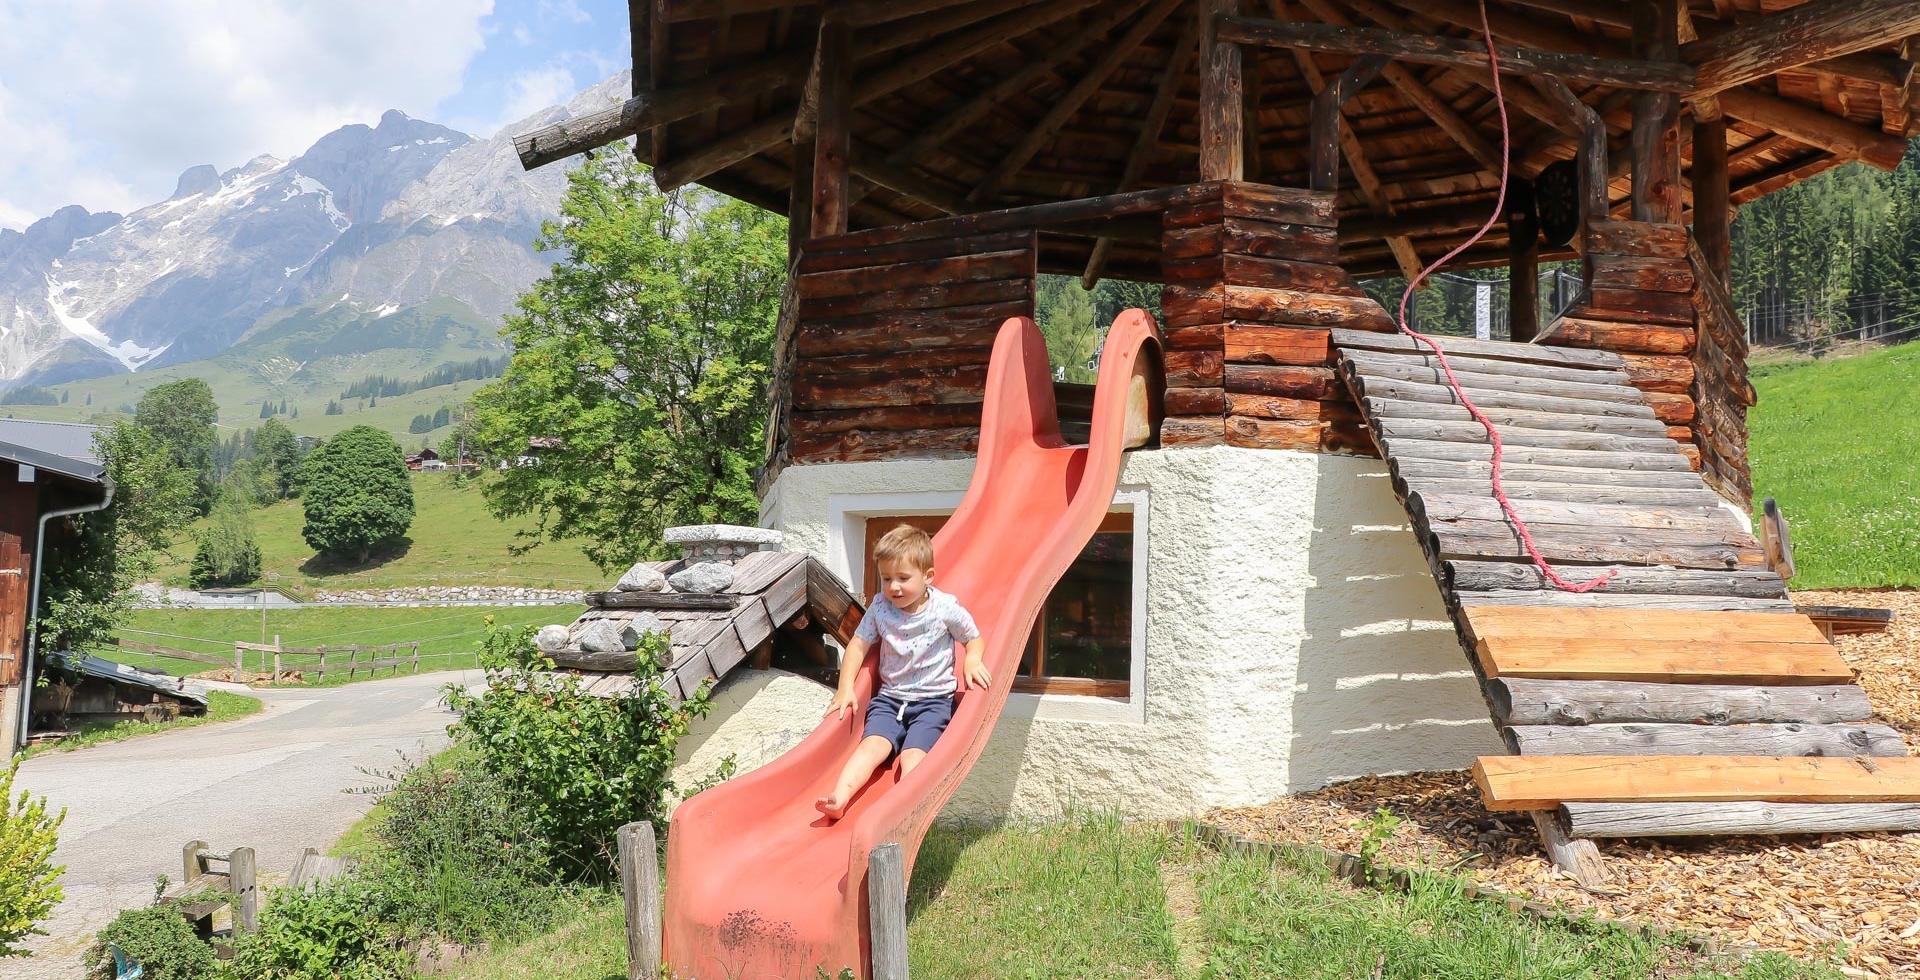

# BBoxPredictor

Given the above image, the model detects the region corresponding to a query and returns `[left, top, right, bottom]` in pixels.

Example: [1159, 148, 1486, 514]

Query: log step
[1463, 606, 1829, 643]
[1488, 678, 1875, 727]
[1502, 721, 1908, 758]
[1465, 607, 1851, 685]
[1327, 327, 1626, 370]
[1561, 801, 1920, 838]
[1473, 755, 1920, 812]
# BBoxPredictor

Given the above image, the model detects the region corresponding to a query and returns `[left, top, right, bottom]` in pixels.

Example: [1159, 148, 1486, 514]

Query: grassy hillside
[158, 471, 608, 594]
[1750, 341, 1920, 587]
[1, 296, 506, 446]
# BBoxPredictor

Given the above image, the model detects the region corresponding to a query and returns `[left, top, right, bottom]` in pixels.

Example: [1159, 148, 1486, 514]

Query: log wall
[785, 228, 1038, 466]
[1159, 181, 1392, 454]
[1545, 219, 1704, 471]
[1540, 219, 1755, 505]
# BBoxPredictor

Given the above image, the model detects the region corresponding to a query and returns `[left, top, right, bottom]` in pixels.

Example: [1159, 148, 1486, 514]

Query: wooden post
[412, 642, 421, 675]
[1528, 810, 1610, 888]
[229, 846, 259, 935]
[810, 19, 854, 239]
[347, 646, 358, 682]
[1693, 111, 1731, 285]
[317, 648, 327, 680]
[1309, 55, 1388, 191]
[868, 842, 909, 980]
[788, 138, 814, 256]
[1198, 0, 1245, 181]
[1631, 0, 1683, 223]
[233, 645, 244, 681]
[1509, 179, 1541, 341]
[618, 821, 661, 980]
[272, 653, 282, 685]
[182, 839, 206, 883]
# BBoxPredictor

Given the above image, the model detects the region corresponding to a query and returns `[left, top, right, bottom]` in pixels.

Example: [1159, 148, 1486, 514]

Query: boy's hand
[963, 655, 992, 691]
[823, 690, 857, 721]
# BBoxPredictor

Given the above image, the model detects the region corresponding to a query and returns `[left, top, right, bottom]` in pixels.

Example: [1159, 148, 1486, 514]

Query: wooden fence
[233, 639, 423, 683]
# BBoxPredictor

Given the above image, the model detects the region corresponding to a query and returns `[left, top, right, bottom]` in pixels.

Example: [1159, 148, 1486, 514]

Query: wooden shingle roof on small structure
[552, 550, 863, 702]
[521, 0, 1920, 280]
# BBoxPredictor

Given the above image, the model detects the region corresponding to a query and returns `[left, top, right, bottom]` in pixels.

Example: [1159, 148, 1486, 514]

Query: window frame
[827, 486, 1149, 725]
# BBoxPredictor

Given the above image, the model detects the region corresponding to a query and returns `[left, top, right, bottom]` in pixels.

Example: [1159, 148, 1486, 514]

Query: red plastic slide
[663, 311, 1163, 979]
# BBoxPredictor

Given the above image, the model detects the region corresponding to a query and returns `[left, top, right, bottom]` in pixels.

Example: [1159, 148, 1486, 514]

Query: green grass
[1749, 341, 1920, 587]
[154, 472, 605, 594]
[419, 817, 1843, 980]
[105, 604, 582, 685]
[1190, 847, 1840, 980]
[21, 690, 263, 758]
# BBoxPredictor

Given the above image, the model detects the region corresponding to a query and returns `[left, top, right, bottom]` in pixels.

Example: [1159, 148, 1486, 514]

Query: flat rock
[664, 524, 784, 547]
[575, 619, 639, 653]
[669, 562, 736, 594]
[616, 563, 668, 592]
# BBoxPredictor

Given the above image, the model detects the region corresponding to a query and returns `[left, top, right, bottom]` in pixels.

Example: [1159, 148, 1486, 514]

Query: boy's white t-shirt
[855, 585, 980, 700]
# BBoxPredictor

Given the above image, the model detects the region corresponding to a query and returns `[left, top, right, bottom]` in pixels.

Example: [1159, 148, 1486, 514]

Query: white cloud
[0, 0, 494, 230]
[539, 0, 593, 25]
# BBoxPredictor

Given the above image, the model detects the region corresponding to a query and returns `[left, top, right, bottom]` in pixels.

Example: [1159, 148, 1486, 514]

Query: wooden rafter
[652, 0, 1105, 192]
[1339, 0, 1576, 136]
[1216, 16, 1695, 92]
[883, 0, 1157, 173]
[1718, 86, 1909, 171]
[1685, 0, 1920, 97]
[1083, 15, 1198, 287]
[657, 0, 977, 26]
[967, 0, 1186, 205]
[1379, 0, 1629, 59]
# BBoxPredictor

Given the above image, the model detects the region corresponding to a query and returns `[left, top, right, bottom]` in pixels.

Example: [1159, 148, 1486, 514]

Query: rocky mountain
[0, 74, 631, 388]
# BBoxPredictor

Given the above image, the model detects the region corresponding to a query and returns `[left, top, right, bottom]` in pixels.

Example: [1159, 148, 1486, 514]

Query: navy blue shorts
[864, 692, 955, 756]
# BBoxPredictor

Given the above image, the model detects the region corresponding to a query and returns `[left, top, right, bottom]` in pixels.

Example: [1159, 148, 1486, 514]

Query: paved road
[13, 670, 479, 979]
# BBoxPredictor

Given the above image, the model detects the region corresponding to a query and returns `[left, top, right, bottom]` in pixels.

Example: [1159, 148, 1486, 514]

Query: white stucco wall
[668, 668, 832, 814]
[752, 445, 1503, 823]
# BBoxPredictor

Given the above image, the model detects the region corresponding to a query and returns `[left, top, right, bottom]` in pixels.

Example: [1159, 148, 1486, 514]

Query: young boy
[815, 523, 988, 819]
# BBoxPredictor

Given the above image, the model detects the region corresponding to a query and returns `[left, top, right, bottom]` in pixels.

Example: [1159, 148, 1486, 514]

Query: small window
[861, 512, 1134, 699]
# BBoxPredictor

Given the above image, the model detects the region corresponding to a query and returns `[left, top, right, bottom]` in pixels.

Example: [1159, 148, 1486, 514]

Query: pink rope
[1390, 0, 1616, 593]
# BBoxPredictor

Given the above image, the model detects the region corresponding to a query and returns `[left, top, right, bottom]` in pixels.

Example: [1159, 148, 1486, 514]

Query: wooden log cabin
[518, 0, 1920, 869]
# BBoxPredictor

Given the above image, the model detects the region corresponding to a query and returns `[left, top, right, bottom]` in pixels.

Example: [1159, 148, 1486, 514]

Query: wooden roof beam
[1498, 0, 1632, 31]
[657, 0, 977, 26]
[1291, 0, 1503, 172]
[1378, 0, 1629, 58]
[1684, 0, 1920, 97]
[1291, 45, 1423, 282]
[1718, 86, 1909, 170]
[1337, 0, 1578, 136]
[883, 0, 1157, 172]
[1215, 15, 1695, 92]
[1084, 16, 1198, 288]
[651, 0, 1105, 192]
[968, 0, 1186, 205]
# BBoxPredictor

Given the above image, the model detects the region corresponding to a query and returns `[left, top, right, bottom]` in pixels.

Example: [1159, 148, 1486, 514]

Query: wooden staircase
[1331, 327, 1920, 878]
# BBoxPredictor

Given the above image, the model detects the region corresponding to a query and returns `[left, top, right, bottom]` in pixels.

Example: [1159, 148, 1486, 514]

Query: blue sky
[0, 0, 630, 231]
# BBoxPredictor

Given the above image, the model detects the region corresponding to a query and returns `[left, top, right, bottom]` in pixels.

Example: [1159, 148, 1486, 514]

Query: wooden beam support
[1339, 0, 1576, 136]
[1685, 0, 1920, 97]
[1509, 190, 1540, 342]
[968, 0, 1184, 204]
[1631, 0, 1683, 224]
[1199, 0, 1246, 181]
[1285, 31, 1420, 281]
[652, 0, 1104, 192]
[809, 21, 853, 239]
[1529, 74, 1609, 222]
[1309, 55, 1388, 191]
[1085, 16, 1197, 288]
[1216, 15, 1696, 92]
[1292, 0, 1503, 173]
[1475, 755, 1920, 811]
[1693, 114, 1730, 286]
[1718, 86, 1910, 171]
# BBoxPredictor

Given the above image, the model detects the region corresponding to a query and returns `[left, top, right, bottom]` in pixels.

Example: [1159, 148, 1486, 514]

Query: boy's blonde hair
[873, 523, 935, 572]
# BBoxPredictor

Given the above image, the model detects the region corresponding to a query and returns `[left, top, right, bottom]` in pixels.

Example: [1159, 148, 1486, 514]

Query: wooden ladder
[1331, 328, 1920, 884]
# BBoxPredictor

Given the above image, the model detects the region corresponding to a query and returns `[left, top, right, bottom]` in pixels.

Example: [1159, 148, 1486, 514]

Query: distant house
[515, 435, 561, 468]
[405, 448, 441, 471]
[297, 435, 321, 452]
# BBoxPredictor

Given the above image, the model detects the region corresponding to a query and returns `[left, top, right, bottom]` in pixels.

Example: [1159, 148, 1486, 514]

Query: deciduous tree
[300, 425, 414, 564]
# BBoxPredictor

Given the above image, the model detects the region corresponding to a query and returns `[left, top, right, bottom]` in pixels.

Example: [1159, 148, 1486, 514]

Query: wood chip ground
[1207, 588, 1920, 978]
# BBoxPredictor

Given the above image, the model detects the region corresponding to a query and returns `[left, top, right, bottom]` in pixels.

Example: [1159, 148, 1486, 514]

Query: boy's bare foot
[814, 794, 848, 820]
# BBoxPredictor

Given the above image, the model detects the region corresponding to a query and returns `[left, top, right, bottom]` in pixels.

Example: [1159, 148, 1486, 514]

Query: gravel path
[13, 669, 479, 979]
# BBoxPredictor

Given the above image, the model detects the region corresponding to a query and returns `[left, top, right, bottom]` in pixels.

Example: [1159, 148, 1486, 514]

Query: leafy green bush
[189, 487, 262, 588]
[357, 751, 566, 944]
[0, 758, 65, 957]
[446, 622, 711, 879]
[223, 876, 411, 980]
[82, 905, 215, 980]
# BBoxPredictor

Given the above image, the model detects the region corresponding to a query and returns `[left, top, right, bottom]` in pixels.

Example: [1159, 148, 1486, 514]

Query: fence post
[318, 648, 326, 680]
[182, 839, 207, 883]
[618, 821, 661, 980]
[270, 635, 279, 676]
[233, 645, 244, 681]
[229, 846, 259, 935]
[412, 642, 421, 675]
[347, 646, 358, 682]
[272, 654, 282, 685]
[868, 842, 909, 980]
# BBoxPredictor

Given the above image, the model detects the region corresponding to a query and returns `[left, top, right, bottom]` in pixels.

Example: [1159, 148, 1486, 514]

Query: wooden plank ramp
[1331, 329, 1920, 881]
